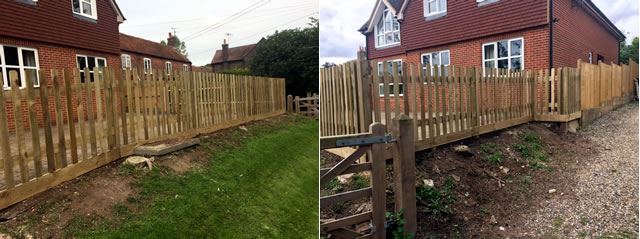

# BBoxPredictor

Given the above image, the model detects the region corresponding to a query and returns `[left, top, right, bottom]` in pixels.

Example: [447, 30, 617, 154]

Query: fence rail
[0, 68, 285, 209]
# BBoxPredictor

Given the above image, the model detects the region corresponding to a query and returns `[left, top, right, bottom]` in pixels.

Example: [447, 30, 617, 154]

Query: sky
[319, 0, 639, 65]
[118, 0, 318, 66]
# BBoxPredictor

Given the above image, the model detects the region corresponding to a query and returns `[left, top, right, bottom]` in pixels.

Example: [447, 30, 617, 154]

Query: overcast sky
[118, 0, 318, 66]
[319, 0, 639, 65]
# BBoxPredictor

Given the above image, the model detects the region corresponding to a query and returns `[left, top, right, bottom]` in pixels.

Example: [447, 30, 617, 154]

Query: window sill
[375, 43, 401, 50]
[477, 0, 500, 7]
[425, 12, 446, 21]
[73, 13, 98, 23]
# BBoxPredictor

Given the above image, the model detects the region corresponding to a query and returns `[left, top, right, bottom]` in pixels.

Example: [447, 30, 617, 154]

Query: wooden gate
[320, 116, 416, 239]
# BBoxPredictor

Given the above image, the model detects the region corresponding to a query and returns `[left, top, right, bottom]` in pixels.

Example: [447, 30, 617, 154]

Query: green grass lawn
[73, 116, 318, 238]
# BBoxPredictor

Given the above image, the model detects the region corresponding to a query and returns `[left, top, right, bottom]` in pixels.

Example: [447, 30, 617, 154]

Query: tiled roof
[119, 33, 190, 63]
[211, 43, 258, 64]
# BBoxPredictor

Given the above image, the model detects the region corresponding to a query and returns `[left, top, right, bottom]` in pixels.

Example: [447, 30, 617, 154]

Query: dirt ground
[321, 103, 638, 239]
[0, 115, 288, 239]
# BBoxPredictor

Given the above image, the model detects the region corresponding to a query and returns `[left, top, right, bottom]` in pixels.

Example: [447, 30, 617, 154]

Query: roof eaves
[582, 0, 625, 40]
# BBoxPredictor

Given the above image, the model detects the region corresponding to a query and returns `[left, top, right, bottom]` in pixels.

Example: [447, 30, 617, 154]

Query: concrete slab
[134, 138, 200, 156]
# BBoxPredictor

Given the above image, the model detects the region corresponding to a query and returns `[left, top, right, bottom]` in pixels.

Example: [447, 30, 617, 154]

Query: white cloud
[319, 0, 373, 64]
[591, 0, 639, 43]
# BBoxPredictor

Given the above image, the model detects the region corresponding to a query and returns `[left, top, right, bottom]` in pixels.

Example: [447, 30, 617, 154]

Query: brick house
[0, 0, 126, 86]
[211, 39, 261, 72]
[360, 0, 625, 98]
[120, 33, 191, 75]
[0, 0, 191, 130]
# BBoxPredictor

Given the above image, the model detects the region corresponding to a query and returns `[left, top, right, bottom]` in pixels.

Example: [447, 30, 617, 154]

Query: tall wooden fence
[0, 68, 285, 209]
[579, 59, 638, 124]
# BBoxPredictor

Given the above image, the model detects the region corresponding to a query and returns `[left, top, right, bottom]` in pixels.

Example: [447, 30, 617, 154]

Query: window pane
[429, 1, 437, 13]
[4, 46, 19, 66]
[511, 57, 522, 69]
[422, 54, 431, 65]
[497, 41, 508, 58]
[438, 0, 446, 11]
[25, 69, 38, 86]
[82, 2, 92, 15]
[393, 21, 399, 31]
[77, 56, 86, 69]
[432, 53, 440, 65]
[6, 68, 21, 87]
[72, 0, 81, 13]
[497, 59, 508, 69]
[22, 50, 37, 67]
[386, 33, 392, 44]
[393, 32, 400, 43]
[484, 61, 495, 69]
[484, 45, 495, 60]
[88, 57, 96, 69]
[510, 40, 522, 56]
[97, 58, 106, 67]
[441, 52, 450, 65]
[377, 63, 383, 76]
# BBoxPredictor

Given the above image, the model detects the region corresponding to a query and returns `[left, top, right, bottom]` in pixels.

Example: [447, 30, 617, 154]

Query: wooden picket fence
[0, 68, 285, 209]
[287, 94, 319, 118]
[321, 55, 637, 153]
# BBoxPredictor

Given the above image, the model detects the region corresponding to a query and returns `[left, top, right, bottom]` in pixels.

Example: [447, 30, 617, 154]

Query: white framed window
[76, 55, 107, 82]
[121, 54, 131, 69]
[183, 64, 190, 72]
[377, 59, 404, 97]
[165, 61, 172, 75]
[72, 0, 97, 20]
[143, 58, 152, 74]
[421, 50, 450, 76]
[0, 45, 40, 89]
[375, 9, 401, 48]
[424, 0, 447, 17]
[482, 37, 524, 75]
[476, 0, 499, 6]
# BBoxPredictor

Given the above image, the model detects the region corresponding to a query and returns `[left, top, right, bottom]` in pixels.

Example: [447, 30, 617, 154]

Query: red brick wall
[0, 36, 119, 132]
[371, 27, 549, 112]
[366, 0, 548, 59]
[552, 0, 621, 67]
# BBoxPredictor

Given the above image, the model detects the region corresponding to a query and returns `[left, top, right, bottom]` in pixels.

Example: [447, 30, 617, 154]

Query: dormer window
[424, 0, 446, 18]
[375, 9, 400, 48]
[72, 0, 97, 20]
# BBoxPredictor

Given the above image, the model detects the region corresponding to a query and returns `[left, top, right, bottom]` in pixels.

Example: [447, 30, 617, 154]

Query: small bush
[480, 143, 503, 165]
[349, 174, 369, 190]
[416, 178, 456, 221]
[386, 210, 415, 239]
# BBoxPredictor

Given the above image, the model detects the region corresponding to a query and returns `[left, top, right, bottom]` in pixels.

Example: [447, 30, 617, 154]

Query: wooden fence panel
[0, 68, 286, 210]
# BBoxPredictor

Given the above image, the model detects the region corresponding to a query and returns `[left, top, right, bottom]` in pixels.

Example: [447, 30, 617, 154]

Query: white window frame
[76, 54, 107, 82]
[165, 61, 172, 75]
[0, 45, 40, 89]
[72, 0, 98, 20]
[374, 8, 401, 48]
[424, 0, 447, 17]
[420, 50, 450, 76]
[121, 54, 131, 69]
[143, 58, 152, 74]
[183, 64, 190, 72]
[482, 37, 524, 76]
[377, 59, 404, 97]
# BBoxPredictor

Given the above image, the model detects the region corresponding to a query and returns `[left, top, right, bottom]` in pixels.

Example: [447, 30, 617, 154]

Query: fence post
[287, 95, 293, 113]
[370, 122, 387, 239]
[295, 96, 300, 114]
[392, 114, 416, 235]
[357, 50, 373, 134]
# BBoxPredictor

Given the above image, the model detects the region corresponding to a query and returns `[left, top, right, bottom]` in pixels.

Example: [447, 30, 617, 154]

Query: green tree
[620, 37, 638, 64]
[161, 34, 189, 57]
[249, 17, 319, 96]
